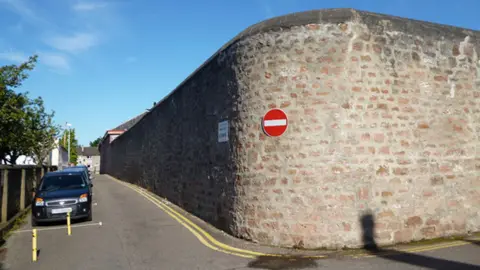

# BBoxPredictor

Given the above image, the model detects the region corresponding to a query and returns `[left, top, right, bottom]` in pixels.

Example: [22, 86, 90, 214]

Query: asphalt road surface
[3, 175, 480, 270]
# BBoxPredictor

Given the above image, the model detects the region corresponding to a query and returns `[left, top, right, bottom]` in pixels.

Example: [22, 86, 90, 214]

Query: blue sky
[0, 0, 479, 145]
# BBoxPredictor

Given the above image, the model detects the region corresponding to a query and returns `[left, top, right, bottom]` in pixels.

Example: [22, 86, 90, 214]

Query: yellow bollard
[32, 229, 37, 262]
[67, 212, 71, 236]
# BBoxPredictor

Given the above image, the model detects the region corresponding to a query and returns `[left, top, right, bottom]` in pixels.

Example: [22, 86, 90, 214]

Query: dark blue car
[63, 165, 93, 184]
[31, 170, 93, 226]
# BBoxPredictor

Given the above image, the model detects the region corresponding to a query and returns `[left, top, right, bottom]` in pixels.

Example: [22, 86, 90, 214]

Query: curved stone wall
[101, 9, 480, 248]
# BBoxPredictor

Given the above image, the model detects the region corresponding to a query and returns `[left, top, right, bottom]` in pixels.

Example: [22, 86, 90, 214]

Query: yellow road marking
[108, 176, 478, 260]
[119, 181, 293, 258]
[129, 187, 255, 258]
[404, 241, 469, 252]
[130, 185, 318, 258]
[130, 185, 271, 257]
[108, 177, 326, 259]
[351, 238, 480, 258]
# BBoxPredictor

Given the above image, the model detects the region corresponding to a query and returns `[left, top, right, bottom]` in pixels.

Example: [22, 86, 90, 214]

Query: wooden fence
[0, 165, 58, 224]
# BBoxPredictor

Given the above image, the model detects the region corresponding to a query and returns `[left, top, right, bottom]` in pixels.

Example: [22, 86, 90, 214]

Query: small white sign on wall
[218, 121, 229, 143]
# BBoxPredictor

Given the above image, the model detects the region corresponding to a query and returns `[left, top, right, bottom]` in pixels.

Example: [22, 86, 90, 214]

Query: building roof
[98, 112, 147, 149]
[76, 146, 100, 156]
[112, 112, 146, 131]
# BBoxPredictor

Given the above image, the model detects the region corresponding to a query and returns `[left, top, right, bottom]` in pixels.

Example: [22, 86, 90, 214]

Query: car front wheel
[86, 211, 93, 222]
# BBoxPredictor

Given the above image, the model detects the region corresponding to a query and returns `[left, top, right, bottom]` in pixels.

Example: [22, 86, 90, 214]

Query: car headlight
[79, 193, 88, 202]
[35, 198, 44, 206]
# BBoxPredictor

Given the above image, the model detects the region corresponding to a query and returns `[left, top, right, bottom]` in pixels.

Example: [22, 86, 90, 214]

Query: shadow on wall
[359, 210, 480, 270]
[246, 211, 480, 270]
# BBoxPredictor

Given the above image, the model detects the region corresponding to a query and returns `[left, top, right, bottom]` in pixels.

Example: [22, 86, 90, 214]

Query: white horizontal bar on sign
[264, 119, 287, 127]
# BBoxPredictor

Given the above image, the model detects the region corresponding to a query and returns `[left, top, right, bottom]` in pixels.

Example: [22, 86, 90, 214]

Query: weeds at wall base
[0, 207, 30, 245]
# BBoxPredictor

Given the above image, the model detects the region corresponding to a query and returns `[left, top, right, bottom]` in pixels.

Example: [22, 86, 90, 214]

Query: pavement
[2, 175, 480, 270]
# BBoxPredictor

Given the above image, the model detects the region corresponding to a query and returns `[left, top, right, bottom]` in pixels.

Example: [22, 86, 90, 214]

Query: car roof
[63, 167, 87, 172]
[44, 170, 84, 177]
[66, 165, 87, 168]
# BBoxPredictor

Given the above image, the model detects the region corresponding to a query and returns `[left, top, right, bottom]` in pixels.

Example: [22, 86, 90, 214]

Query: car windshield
[39, 175, 86, 191]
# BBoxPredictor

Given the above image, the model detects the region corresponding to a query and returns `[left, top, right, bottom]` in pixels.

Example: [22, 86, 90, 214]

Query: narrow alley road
[3, 175, 480, 270]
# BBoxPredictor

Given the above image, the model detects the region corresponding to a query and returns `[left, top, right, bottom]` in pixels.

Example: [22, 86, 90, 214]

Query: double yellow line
[110, 176, 479, 260]
[110, 177, 326, 259]
[353, 239, 477, 258]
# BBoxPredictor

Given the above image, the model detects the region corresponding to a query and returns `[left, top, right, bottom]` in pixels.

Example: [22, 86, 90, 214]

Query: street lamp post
[66, 123, 72, 166]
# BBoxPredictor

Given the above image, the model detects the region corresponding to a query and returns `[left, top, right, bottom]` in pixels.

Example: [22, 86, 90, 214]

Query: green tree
[0, 89, 30, 163]
[28, 97, 60, 165]
[59, 128, 78, 164]
[0, 55, 59, 165]
[0, 55, 37, 164]
[89, 136, 102, 147]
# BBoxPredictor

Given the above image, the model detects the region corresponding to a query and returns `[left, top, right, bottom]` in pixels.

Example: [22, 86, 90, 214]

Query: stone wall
[101, 8, 480, 249]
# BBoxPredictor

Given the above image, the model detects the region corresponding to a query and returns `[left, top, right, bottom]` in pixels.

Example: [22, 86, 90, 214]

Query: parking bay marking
[14, 222, 103, 233]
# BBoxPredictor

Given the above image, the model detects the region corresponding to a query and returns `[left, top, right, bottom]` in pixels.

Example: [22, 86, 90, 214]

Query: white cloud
[0, 50, 70, 72]
[1, 0, 125, 73]
[38, 52, 70, 71]
[0, 0, 51, 27]
[45, 33, 99, 53]
[0, 50, 28, 63]
[125, 56, 137, 63]
[73, 2, 107, 11]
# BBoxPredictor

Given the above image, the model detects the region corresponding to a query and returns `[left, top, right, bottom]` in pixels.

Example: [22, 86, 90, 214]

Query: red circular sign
[262, 109, 288, 137]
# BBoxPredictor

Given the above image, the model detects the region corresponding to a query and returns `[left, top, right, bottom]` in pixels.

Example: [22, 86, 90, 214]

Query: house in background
[1, 137, 69, 169]
[50, 138, 69, 169]
[77, 146, 101, 174]
[98, 112, 146, 174]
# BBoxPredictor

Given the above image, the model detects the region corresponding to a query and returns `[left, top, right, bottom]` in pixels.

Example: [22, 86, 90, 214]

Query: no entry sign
[262, 109, 288, 137]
